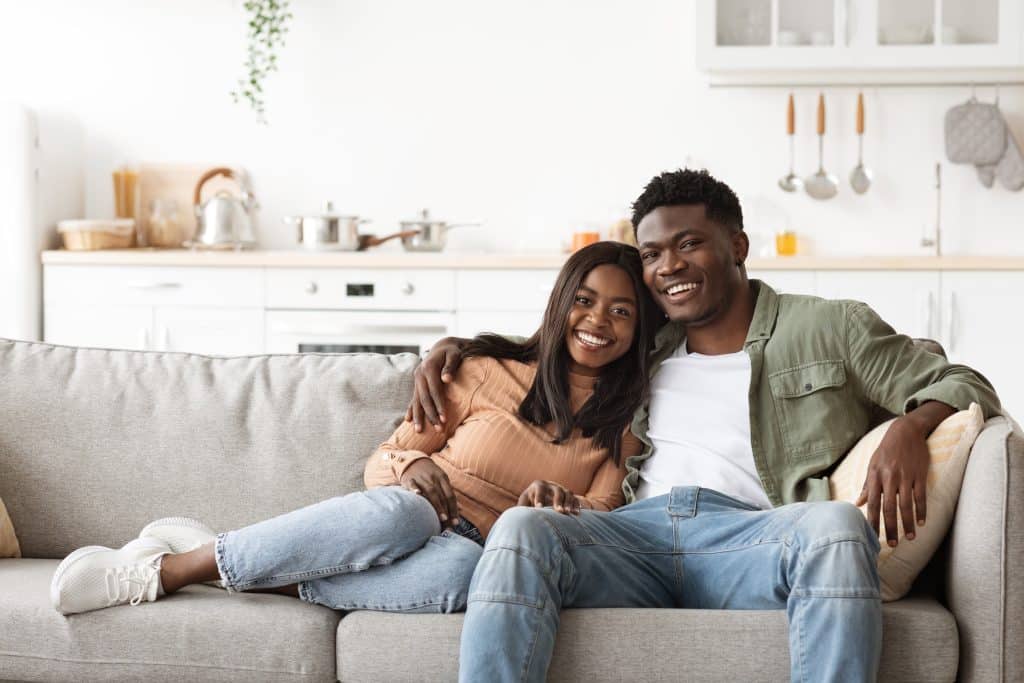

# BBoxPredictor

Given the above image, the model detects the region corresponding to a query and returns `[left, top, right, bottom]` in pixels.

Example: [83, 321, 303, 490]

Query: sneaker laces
[105, 557, 162, 606]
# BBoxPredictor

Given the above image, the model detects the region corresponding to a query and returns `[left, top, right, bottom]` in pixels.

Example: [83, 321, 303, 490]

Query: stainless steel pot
[399, 209, 480, 252]
[284, 202, 370, 251]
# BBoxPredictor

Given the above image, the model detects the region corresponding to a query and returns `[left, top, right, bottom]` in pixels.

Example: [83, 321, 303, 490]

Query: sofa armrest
[945, 416, 1024, 682]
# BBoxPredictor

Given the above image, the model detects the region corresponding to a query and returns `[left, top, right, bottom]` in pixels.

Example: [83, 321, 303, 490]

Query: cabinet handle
[401, 282, 415, 295]
[948, 292, 958, 354]
[160, 326, 170, 352]
[138, 327, 150, 350]
[126, 282, 182, 290]
[923, 291, 935, 339]
[305, 281, 318, 295]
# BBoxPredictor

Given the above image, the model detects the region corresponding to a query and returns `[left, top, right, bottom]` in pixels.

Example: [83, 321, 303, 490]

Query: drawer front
[44, 265, 265, 308]
[456, 270, 560, 311]
[267, 268, 456, 311]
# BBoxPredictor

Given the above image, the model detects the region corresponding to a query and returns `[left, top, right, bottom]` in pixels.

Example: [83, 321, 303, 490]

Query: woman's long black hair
[462, 241, 661, 465]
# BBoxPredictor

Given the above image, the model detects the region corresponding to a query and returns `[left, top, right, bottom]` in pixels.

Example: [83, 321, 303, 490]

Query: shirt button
[804, 383, 813, 391]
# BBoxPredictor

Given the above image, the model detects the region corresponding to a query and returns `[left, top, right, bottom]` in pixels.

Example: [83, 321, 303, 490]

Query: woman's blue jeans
[214, 486, 483, 613]
[459, 486, 882, 683]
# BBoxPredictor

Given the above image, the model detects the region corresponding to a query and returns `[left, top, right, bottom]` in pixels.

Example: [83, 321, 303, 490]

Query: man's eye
[680, 240, 699, 250]
[641, 252, 657, 261]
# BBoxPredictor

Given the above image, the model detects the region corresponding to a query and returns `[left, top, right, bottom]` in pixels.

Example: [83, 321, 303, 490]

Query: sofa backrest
[0, 339, 417, 558]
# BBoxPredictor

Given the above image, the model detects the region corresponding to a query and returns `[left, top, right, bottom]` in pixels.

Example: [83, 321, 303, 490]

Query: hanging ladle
[850, 92, 873, 194]
[805, 93, 839, 200]
[778, 93, 802, 193]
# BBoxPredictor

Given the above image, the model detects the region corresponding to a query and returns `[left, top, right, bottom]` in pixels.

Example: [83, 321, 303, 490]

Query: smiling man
[414, 169, 1001, 683]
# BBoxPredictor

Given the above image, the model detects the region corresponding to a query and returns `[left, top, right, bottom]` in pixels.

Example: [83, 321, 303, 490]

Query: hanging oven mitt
[995, 124, 1024, 191]
[944, 97, 1006, 165]
[976, 163, 997, 188]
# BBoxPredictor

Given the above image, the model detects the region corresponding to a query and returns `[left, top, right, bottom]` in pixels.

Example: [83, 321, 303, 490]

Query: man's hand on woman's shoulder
[406, 336, 471, 432]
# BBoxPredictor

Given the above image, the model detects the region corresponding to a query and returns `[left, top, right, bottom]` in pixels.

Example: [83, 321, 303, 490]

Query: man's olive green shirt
[623, 280, 1002, 507]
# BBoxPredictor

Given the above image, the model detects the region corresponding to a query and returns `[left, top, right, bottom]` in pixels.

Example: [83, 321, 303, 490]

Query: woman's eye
[574, 296, 590, 305]
[612, 307, 632, 317]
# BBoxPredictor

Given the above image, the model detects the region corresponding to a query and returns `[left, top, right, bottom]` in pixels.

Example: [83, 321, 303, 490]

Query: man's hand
[406, 337, 470, 433]
[517, 480, 581, 515]
[400, 458, 460, 527]
[855, 401, 954, 546]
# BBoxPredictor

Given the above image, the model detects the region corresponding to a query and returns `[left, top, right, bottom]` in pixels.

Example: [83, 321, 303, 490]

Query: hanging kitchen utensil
[189, 167, 257, 249]
[804, 93, 838, 200]
[994, 125, 1024, 191]
[944, 95, 1006, 166]
[399, 209, 481, 252]
[778, 93, 802, 193]
[850, 93, 873, 194]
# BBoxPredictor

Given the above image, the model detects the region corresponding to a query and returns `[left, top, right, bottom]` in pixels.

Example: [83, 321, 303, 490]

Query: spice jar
[147, 199, 184, 248]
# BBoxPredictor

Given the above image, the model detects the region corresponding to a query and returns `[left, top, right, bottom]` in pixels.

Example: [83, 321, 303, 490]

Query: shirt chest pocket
[768, 360, 848, 461]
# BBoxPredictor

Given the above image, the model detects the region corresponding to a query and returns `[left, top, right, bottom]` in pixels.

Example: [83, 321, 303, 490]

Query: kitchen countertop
[40, 249, 1024, 271]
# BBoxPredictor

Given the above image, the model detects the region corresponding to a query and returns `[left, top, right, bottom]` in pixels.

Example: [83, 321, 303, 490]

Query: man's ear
[732, 231, 750, 266]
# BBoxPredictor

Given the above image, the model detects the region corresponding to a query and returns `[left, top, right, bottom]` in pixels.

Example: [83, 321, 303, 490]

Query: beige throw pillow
[829, 403, 983, 601]
[0, 497, 21, 558]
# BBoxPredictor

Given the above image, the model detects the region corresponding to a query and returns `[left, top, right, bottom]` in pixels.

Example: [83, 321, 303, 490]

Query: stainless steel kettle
[190, 167, 257, 249]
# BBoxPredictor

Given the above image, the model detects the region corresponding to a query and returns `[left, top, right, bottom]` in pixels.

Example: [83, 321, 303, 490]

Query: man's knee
[796, 501, 879, 554]
[487, 506, 563, 549]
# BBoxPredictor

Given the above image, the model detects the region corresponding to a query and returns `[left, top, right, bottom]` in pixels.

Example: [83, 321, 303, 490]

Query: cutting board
[138, 163, 239, 243]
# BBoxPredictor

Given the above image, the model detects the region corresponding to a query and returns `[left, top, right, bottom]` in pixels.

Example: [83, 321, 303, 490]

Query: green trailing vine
[231, 0, 293, 124]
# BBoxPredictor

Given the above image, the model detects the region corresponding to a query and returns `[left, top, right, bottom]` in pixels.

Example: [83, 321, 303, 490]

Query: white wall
[1, 0, 1021, 255]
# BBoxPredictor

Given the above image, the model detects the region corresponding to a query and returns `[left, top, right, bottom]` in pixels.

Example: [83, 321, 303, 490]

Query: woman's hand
[400, 458, 460, 527]
[517, 480, 581, 515]
[405, 337, 470, 433]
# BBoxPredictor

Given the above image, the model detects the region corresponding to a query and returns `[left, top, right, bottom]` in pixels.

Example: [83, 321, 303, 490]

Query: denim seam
[468, 592, 546, 610]
[228, 558, 401, 592]
[213, 533, 239, 593]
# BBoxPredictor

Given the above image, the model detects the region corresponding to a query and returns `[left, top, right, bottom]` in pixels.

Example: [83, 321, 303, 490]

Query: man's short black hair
[631, 168, 744, 236]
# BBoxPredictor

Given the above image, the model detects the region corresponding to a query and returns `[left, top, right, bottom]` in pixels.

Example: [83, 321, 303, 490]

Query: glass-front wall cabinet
[698, 0, 1022, 71]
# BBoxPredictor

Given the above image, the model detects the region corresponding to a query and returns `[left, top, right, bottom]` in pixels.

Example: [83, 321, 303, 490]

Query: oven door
[265, 310, 455, 355]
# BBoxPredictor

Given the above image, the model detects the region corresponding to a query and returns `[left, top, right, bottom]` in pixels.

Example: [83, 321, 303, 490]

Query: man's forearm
[899, 399, 957, 437]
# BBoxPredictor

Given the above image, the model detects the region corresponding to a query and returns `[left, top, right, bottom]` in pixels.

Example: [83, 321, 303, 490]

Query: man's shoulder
[769, 291, 869, 346]
[775, 290, 863, 319]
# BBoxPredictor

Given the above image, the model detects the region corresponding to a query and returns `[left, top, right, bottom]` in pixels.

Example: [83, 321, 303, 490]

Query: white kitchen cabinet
[454, 269, 559, 339]
[154, 307, 265, 355]
[44, 304, 153, 351]
[43, 265, 265, 354]
[455, 311, 545, 339]
[697, 0, 1023, 73]
[815, 271, 941, 338]
[939, 271, 1023, 419]
[748, 269, 816, 295]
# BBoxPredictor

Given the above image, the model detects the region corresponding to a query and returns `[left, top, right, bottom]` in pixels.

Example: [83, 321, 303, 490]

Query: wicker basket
[57, 219, 136, 251]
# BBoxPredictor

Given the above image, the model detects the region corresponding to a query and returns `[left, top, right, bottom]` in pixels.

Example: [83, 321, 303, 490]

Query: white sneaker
[139, 516, 216, 554]
[50, 538, 170, 615]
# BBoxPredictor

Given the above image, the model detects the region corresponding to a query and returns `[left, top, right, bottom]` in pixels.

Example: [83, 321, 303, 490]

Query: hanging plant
[231, 0, 293, 124]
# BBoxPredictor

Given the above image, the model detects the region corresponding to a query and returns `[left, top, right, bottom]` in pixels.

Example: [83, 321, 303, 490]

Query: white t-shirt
[635, 342, 773, 509]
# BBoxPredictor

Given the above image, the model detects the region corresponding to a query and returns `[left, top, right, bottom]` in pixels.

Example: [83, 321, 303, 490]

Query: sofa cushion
[0, 339, 418, 558]
[335, 597, 958, 682]
[0, 558, 339, 682]
[830, 403, 984, 601]
[0, 496, 19, 557]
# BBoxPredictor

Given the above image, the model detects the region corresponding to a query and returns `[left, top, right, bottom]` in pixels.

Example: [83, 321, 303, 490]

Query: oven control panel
[267, 269, 456, 311]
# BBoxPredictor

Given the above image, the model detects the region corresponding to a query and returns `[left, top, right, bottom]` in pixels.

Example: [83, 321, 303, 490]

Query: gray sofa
[0, 338, 1020, 682]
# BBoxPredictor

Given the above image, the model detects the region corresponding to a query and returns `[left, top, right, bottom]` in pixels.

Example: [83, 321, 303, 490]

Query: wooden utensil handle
[856, 92, 865, 135]
[786, 93, 795, 136]
[193, 167, 236, 206]
[817, 93, 825, 135]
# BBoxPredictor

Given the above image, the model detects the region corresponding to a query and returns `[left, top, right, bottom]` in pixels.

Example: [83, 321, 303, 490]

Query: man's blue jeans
[459, 487, 882, 683]
[215, 486, 483, 612]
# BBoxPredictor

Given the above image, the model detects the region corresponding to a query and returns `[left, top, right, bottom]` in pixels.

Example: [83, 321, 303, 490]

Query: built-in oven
[264, 267, 456, 355]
